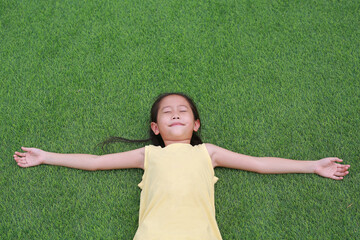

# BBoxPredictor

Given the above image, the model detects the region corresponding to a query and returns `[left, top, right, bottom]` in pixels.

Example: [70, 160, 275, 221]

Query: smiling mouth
[170, 123, 184, 127]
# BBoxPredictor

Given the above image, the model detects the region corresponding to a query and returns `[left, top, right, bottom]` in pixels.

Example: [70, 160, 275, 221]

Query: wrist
[42, 150, 50, 165]
[312, 160, 320, 174]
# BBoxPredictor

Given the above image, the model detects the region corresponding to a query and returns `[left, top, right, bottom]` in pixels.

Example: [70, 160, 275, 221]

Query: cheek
[187, 114, 196, 122]
[156, 117, 168, 130]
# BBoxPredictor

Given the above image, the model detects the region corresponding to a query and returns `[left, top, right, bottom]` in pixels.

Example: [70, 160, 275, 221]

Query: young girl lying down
[14, 92, 350, 240]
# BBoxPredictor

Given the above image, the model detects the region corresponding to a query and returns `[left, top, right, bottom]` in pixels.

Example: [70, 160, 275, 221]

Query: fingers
[13, 150, 27, 163]
[14, 146, 34, 156]
[329, 157, 343, 163]
[337, 164, 351, 171]
[335, 171, 349, 177]
[13, 154, 28, 167]
[330, 158, 351, 179]
[14, 147, 31, 161]
[331, 175, 344, 180]
[332, 164, 350, 180]
[21, 147, 32, 152]
[331, 158, 351, 168]
[14, 147, 30, 158]
[13, 153, 25, 161]
[337, 165, 351, 176]
[13, 148, 29, 167]
[14, 151, 26, 157]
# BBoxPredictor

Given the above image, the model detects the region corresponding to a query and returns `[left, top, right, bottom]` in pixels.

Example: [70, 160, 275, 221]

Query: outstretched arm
[14, 147, 145, 170]
[205, 144, 350, 180]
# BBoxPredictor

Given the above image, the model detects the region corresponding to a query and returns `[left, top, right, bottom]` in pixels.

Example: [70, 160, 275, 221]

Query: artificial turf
[1, 0, 359, 239]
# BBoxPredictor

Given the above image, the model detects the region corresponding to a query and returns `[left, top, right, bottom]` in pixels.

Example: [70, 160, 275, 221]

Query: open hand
[13, 147, 45, 168]
[314, 158, 350, 180]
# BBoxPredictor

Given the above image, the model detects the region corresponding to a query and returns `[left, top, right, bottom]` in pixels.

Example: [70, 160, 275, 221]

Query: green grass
[1, 0, 359, 239]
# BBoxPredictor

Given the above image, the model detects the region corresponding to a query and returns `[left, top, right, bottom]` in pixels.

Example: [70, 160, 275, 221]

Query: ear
[193, 119, 200, 132]
[151, 122, 160, 135]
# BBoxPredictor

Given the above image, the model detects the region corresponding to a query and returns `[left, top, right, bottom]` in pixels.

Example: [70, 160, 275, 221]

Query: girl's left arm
[205, 144, 350, 180]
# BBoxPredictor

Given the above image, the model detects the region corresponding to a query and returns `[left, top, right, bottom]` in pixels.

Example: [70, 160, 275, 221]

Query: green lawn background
[1, 0, 359, 239]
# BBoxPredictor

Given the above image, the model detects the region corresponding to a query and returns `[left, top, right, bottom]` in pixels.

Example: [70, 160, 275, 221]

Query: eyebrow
[178, 105, 189, 108]
[161, 105, 188, 110]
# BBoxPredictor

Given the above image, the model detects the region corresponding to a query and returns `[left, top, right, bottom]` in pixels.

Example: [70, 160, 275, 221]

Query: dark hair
[100, 92, 203, 149]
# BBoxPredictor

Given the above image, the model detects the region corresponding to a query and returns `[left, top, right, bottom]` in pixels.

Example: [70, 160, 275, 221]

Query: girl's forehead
[159, 95, 190, 108]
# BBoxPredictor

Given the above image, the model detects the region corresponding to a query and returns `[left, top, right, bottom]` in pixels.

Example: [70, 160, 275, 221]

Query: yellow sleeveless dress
[134, 143, 222, 240]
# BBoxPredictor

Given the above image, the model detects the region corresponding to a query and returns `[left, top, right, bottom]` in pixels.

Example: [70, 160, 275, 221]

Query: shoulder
[204, 143, 254, 169]
[204, 143, 217, 156]
[204, 143, 225, 167]
[95, 147, 146, 170]
[204, 143, 227, 154]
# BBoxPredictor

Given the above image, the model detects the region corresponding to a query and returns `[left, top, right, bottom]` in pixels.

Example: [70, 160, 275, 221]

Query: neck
[163, 139, 191, 147]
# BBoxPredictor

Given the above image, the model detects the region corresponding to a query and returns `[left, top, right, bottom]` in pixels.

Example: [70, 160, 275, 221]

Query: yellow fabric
[134, 143, 222, 240]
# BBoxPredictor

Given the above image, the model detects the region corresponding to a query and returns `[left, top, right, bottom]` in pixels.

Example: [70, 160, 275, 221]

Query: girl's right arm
[13, 147, 145, 170]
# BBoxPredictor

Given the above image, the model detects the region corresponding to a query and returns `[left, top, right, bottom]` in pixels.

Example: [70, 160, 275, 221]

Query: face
[151, 95, 200, 146]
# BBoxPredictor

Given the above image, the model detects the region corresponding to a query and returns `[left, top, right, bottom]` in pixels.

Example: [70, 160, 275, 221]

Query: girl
[13, 92, 350, 240]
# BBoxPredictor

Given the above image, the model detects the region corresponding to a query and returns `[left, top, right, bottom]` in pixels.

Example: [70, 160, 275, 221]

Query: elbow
[254, 168, 267, 174]
[87, 155, 102, 171]
[87, 166, 99, 171]
[250, 158, 268, 174]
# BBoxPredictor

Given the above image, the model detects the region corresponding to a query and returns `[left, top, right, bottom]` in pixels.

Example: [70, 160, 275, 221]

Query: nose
[172, 114, 180, 119]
